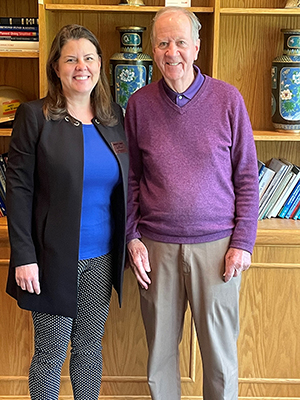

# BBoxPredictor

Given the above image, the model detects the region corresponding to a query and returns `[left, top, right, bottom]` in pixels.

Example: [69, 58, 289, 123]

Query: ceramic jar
[285, 0, 300, 7]
[109, 26, 153, 113]
[271, 29, 300, 132]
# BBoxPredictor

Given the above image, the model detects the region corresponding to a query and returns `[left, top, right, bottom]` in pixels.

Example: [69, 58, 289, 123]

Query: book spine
[0, 154, 6, 217]
[258, 165, 265, 181]
[285, 193, 300, 219]
[293, 203, 300, 220]
[0, 30, 38, 37]
[0, 40, 39, 49]
[0, 155, 7, 173]
[0, 25, 38, 32]
[0, 174, 5, 203]
[0, 196, 6, 217]
[259, 169, 274, 199]
[272, 173, 300, 217]
[278, 181, 300, 218]
[290, 200, 300, 219]
[0, 17, 38, 26]
[0, 36, 39, 41]
[1, 153, 8, 169]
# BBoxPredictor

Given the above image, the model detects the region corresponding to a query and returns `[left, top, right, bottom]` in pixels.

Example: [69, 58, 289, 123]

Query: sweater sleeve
[6, 102, 40, 267]
[229, 91, 259, 254]
[124, 98, 143, 243]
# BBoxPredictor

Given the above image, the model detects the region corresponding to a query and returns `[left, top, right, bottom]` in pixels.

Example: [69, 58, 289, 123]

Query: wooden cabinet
[1, 0, 300, 399]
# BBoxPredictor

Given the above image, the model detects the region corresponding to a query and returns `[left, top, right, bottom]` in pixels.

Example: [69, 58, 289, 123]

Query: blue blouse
[79, 124, 120, 260]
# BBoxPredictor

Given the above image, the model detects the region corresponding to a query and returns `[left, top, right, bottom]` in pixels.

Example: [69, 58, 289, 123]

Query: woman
[6, 24, 128, 399]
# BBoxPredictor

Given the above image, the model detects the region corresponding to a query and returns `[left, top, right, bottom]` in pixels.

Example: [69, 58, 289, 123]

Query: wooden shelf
[221, 8, 300, 15]
[0, 129, 12, 137]
[45, 4, 214, 13]
[0, 217, 8, 242]
[0, 50, 39, 58]
[254, 130, 300, 141]
[2, 130, 300, 141]
[257, 218, 300, 245]
[1, 216, 299, 247]
[0, 217, 7, 226]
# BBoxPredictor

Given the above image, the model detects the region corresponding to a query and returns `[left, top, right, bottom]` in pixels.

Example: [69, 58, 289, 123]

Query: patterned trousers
[28, 253, 113, 400]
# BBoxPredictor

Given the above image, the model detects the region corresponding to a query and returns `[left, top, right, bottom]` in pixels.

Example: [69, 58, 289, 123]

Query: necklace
[67, 105, 94, 124]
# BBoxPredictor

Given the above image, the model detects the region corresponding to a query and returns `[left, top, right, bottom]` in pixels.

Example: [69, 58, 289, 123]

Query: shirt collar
[162, 65, 205, 106]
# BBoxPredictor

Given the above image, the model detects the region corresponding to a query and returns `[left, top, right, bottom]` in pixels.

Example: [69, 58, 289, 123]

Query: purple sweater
[125, 76, 259, 254]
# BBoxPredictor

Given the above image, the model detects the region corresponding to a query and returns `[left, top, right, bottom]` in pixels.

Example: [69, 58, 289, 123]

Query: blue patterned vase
[109, 26, 153, 114]
[272, 29, 300, 132]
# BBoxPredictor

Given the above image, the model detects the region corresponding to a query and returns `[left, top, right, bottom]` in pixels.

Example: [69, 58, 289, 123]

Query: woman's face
[55, 38, 101, 100]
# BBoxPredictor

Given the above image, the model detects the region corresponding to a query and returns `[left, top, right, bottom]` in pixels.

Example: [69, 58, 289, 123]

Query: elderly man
[125, 6, 259, 400]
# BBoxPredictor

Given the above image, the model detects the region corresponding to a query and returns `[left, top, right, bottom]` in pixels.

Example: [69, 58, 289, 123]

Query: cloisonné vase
[109, 26, 153, 113]
[271, 29, 300, 132]
[285, 0, 300, 7]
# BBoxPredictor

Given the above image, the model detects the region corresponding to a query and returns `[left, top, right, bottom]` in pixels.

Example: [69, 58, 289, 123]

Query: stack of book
[258, 158, 300, 220]
[0, 17, 39, 52]
[0, 153, 7, 217]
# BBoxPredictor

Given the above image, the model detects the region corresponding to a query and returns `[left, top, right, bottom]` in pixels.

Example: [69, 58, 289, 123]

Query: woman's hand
[15, 263, 41, 294]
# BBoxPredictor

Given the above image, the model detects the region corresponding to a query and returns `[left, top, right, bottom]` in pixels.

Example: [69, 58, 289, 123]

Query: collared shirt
[162, 65, 205, 107]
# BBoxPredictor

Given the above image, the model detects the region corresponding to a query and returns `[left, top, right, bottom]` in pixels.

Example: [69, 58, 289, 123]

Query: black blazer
[6, 99, 129, 318]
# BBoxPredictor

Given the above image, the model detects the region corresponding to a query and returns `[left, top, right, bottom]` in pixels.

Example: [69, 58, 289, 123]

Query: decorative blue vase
[109, 26, 153, 114]
[271, 29, 300, 132]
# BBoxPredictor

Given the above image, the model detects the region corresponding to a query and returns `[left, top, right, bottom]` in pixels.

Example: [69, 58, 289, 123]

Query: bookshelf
[0, 0, 300, 399]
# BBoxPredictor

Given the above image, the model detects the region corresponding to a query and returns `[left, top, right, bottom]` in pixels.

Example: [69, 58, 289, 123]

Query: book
[259, 166, 275, 200]
[0, 154, 7, 217]
[290, 200, 300, 219]
[258, 160, 265, 181]
[0, 17, 39, 26]
[265, 160, 300, 218]
[0, 195, 6, 217]
[278, 180, 300, 218]
[293, 203, 300, 220]
[0, 30, 38, 37]
[2, 153, 8, 168]
[0, 36, 39, 41]
[0, 153, 7, 175]
[0, 167, 6, 205]
[0, 39, 39, 50]
[268, 163, 300, 218]
[259, 158, 289, 219]
[0, 176, 6, 202]
[285, 192, 300, 219]
[0, 25, 38, 32]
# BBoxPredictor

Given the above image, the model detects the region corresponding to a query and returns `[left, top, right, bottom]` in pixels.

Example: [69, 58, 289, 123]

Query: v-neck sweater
[125, 76, 259, 253]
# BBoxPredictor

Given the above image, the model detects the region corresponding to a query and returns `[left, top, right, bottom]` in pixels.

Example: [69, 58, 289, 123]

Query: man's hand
[223, 248, 251, 283]
[127, 239, 151, 289]
[15, 263, 41, 294]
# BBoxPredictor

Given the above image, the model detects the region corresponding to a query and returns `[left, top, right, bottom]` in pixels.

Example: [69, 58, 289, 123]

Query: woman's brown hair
[43, 24, 117, 126]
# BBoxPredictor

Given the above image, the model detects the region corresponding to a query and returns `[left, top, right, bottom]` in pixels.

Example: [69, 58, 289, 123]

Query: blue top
[79, 124, 120, 260]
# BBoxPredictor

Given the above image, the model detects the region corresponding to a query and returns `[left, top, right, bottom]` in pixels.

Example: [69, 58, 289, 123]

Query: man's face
[152, 12, 200, 93]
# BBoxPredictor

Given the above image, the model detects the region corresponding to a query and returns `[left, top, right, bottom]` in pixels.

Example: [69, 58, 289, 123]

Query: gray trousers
[139, 236, 241, 400]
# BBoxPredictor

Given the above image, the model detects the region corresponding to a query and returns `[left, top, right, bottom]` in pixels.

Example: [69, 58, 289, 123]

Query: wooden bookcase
[1, 0, 300, 399]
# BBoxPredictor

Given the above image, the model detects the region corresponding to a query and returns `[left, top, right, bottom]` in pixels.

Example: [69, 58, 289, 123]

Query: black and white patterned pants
[28, 253, 113, 400]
